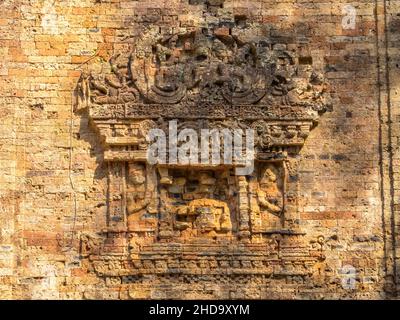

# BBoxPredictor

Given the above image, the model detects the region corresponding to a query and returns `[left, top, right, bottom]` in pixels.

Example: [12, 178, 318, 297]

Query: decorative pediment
[77, 25, 328, 109]
[76, 22, 329, 161]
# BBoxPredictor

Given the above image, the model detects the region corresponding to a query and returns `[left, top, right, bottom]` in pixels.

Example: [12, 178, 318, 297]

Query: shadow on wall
[76, 110, 108, 181]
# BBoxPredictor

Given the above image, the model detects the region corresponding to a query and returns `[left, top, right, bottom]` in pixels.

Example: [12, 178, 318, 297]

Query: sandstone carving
[257, 165, 283, 216]
[75, 6, 331, 298]
[76, 25, 328, 112]
[126, 163, 151, 215]
[175, 198, 232, 237]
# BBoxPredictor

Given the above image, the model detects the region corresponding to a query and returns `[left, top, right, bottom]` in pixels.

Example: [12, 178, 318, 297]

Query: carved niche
[76, 19, 330, 282]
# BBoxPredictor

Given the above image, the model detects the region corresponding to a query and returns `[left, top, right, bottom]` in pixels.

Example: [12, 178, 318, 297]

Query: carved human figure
[176, 198, 232, 237]
[210, 39, 232, 87]
[126, 163, 150, 215]
[76, 70, 91, 110]
[105, 53, 137, 103]
[155, 64, 182, 92]
[90, 73, 112, 104]
[184, 33, 212, 89]
[154, 35, 183, 92]
[80, 233, 102, 257]
[155, 35, 179, 66]
[90, 73, 108, 95]
[230, 65, 252, 94]
[216, 41, 267, 104]
[172, 171, 232, 237]
[257, 165, 283, 216]
[270, 52, 297, 105]
[212, 39, 232, 64]
[109, 53, 129, 86]
[271, 73, 296, 105]
[229, 43, 256, 93]
[253, 121, 272, 150]
[190, 199, 232, 234]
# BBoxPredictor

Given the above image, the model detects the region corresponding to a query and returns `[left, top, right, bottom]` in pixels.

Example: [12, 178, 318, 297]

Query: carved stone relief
[75, 10, 330, 285]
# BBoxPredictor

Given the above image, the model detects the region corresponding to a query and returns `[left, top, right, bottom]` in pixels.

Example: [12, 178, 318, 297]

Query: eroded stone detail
[76, 26, 327, 111]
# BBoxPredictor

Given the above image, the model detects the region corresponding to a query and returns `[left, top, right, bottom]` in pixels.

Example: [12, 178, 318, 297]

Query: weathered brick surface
[0, 0, 399, 299]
